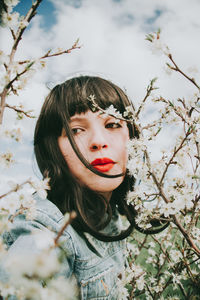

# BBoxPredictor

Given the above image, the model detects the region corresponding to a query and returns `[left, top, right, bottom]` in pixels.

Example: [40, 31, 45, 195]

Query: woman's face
[58, 110, 130, 201]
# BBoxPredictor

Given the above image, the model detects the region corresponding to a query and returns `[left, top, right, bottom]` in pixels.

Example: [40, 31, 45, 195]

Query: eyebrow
[69, 114, 124, 124]
[70, 116, 88, 123]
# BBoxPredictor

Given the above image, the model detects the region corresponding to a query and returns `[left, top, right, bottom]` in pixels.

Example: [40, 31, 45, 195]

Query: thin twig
[4, 62, 34, 92]
[135, 78, 158, 118]
[5, 104, 35, 119]
[10, 28, 16, 40]
[40, 39, 81, 59]
[168, 54, 200, 91]
[0, 179, 31, 200]
[159, 128, 192, 185]
[54, 212, 77, 246]
[173, 215, 200, 256]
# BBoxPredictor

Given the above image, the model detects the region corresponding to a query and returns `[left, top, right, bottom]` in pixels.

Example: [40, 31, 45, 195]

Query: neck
[99, 191, 112, 202]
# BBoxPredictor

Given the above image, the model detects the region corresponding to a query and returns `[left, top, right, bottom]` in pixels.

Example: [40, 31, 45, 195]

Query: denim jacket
[2, 194, 126, 300]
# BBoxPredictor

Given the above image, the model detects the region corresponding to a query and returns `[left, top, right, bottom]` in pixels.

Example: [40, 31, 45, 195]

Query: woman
[2, 76, 167, 299]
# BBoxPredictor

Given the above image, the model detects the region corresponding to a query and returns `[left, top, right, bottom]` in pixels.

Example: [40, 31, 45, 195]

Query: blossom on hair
[103, 104, 123, 119]
[123, 105, 135, 120]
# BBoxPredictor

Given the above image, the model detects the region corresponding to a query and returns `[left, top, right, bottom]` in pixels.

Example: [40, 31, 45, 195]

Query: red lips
[91, 157, 115, 172]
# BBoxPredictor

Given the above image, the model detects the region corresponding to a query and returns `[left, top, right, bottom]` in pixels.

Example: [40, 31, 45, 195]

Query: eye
[71, 128, 84, 135]
[105, 122, 122, 129]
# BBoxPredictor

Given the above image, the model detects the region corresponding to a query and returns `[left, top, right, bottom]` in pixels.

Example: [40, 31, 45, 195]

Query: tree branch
[0, 179, 31, 200]
[40, 39, 81, 59]
[168, 54, 200, 91]
[5, 104, 35, 119]
[54, 212, 77, 246]
[11, 0, 43, 56]
[135, 78, 158, 118]
[159, 128, 192, 185]
[144, 148, 200, 256]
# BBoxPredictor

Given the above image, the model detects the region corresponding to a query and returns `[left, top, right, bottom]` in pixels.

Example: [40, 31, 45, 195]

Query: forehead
[70, 110, 111, 122]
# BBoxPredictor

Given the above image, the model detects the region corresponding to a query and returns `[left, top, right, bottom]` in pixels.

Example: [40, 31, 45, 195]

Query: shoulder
[3, 193, 75, 255]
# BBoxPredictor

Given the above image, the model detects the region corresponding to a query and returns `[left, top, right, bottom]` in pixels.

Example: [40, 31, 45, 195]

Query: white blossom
[19, 193, 34, 206]
[0, 195, 20, 214]
[169, 249, 182, 263]
[191, 227, 200, 241]
[32, 229, 55, 250]
[31, 178, 50, 199]
[6, 249, 60, 279]
[160, 202, 175, 217]
[0, 215, 11, 234]
[116, 276, 129, 300]
[43, 276, 78, 300]
[149, 38, 170, 56]
[4, 0, 19, 7]
[0, 282, 16, 299]
[0, 237, 7, 258]
[4, 128, 22, 142]
[0, 150, 15, 167]
[163, 64, 173, 76]
[0, 50, 9, 65]
[1, 11, 19, 28]
[103, 104, 123, 119]
[135, 274, 145, 291]
[126, 242, 140, 255]
[19, 17, 29, 29]
[148, 248, 156, 256]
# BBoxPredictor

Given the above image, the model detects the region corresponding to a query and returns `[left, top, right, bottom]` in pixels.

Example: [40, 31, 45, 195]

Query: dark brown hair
[34, 76, 168, 241]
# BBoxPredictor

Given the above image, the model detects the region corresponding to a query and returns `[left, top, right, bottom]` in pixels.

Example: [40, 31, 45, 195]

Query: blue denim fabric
[2, 194, 126, 300]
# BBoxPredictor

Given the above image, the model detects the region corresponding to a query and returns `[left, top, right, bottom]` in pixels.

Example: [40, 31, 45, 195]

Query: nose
[89, 129, 108, 151]
[90, 143, 108, 151]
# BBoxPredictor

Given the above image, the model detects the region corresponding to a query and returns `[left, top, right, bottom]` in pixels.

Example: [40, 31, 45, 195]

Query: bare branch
[0, 39, 80, 124]
[159, 127, 193, 185]
[135, 78, 158, 118]
[11, 0, 43, 56]
[10, 28, 16, 40]
[0, 179, 31, 200]
[40, 39, 81, 60]
[5, 104, 35, 119]
[168, 54, 200, 91]
[0, 88, 8, 124]
[54, 212, 77, 246]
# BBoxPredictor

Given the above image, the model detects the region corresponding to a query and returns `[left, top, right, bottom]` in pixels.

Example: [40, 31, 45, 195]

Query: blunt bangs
[59, 76, 131, 119]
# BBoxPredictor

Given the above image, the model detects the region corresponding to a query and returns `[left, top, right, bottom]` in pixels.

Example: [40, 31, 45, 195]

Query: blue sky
[15, 0, 56, 30]
[1, 0, 200, 189]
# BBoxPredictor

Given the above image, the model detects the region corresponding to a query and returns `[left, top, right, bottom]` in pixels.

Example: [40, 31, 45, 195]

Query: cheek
[58, 139, 86, 177]
[58, 138, 75, 165]
[120, 130, 129, 160]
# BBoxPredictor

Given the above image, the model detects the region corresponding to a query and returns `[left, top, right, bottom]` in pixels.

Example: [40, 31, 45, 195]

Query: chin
[95, 181, 123, 193]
